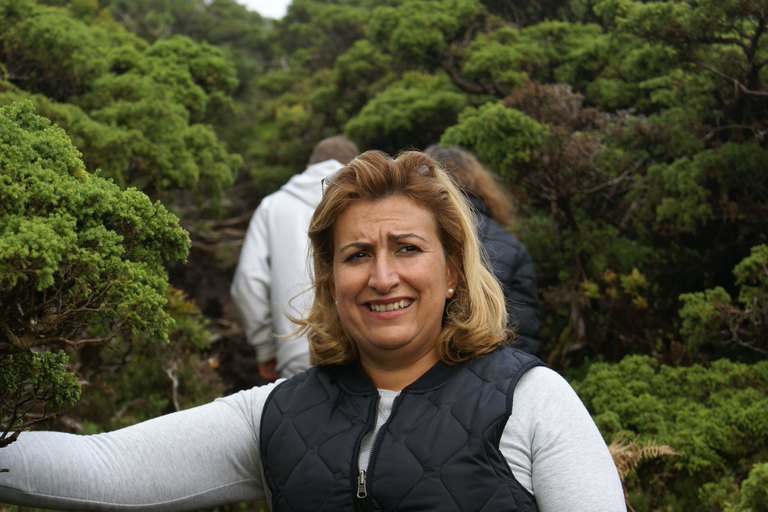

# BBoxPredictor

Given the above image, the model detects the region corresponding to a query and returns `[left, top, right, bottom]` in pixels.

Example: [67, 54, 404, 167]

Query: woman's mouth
[368, 299, 412, 312]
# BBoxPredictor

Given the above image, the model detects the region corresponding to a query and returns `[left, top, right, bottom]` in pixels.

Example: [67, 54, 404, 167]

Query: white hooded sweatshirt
[230, 159, 344, 377]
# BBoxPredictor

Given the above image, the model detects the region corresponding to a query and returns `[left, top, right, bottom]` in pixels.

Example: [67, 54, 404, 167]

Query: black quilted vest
[260, 346, 543, 512]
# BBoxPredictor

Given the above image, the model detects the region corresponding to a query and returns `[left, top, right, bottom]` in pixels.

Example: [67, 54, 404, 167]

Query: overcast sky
[237, 0, 292, 19]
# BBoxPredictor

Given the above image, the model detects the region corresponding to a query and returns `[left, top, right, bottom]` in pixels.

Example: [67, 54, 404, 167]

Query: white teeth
[369, 299, 411, 312]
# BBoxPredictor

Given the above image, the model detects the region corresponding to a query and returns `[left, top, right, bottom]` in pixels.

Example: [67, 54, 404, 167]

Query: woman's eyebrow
[389, 233, 429, 244]
[338, 241, 371, 253]
[338, 234, 430, 254]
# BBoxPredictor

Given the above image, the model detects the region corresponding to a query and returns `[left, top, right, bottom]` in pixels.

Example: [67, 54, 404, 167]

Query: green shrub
[680, 245, 768, 360]
[574, 355, 768, 511]
[725, 462, 768, 512]
[64, 287, 224, 433]
[0, 101, 189, 447]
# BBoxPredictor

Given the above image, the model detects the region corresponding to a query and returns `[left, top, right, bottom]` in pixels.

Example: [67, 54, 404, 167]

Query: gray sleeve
[0, 383, 279, 511]
[501, 367, 627, 512]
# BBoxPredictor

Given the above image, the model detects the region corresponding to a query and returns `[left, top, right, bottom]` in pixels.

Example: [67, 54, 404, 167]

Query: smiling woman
[297, 150, 504, 384]
[271, 150, 627, 510]
[303, 151, 509, 360]
[331, 195, 458, 388]
[0, 150, 627, 512]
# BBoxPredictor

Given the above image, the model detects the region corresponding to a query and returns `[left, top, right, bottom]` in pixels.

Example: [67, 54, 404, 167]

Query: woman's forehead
[334, 197, 439, 243]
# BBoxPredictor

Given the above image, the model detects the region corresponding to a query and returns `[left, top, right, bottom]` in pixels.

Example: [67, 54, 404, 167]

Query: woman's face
[331, 195, 458, 373]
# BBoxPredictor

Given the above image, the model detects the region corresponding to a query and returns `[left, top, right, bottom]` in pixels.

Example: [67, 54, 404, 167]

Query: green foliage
[0, 0, 111, 101]
[97, 0, 271, 54]
[679, 245, 768, 359]
[582, 268, 649, 309]
[245, 91, 323, 192]
[571, 265, 654, 365]
[0, 1, 241, 201]
[679, 287, 733, 352]
[0, 101, 189, 442]
[329, 40, 395, 123]
[138, 35, 239, 120]
[642, 142, 768, 235]
[480, 0, 586, 26]
[725, 463, 768, 512]
[346, 72, 468, 153]
[0, 101, 190, 348]
[440, 83, 665, 368]
[65, 287, 223, 433]
[79, 34, 242, 198]
[733, 244, 768, 309]
[367, 0, 484, 68]
[460, 28, 533, 94]
[0, 501, 270, 512]
[519, 20, 610, 87]
[440, 101, 547, 177]
[279, 0, 371, 71]
[592, 0, 768, 122]
[0, 350, 80, 448]
[232, 0, 377, 186]
[574, 355, 768, 510]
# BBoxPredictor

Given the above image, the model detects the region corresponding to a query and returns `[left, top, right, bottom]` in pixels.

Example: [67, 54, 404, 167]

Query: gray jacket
[230, 159, 344, 377]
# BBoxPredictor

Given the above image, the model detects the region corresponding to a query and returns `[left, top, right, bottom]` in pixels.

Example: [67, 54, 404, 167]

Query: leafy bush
[725, 462, 768, 512]
[0, 0, 241, 202]
[0, 101, 189, 447]
[62, 287, 224, 433]
[440, 99, 547, 176]
[574, 355, 768, 511]
[346, 72, 467, 154]
[680, 245, 768, 360]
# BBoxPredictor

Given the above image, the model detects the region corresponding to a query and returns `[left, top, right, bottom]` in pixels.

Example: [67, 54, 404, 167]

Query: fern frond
[609, 434, 680, 480]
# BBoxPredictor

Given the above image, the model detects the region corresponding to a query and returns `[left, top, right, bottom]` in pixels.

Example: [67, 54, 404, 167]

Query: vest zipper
[357, 469, 367, 498]
[356, 393, 405, 510]
[356, 429, 375, 499]
[355, 395, 379, 509]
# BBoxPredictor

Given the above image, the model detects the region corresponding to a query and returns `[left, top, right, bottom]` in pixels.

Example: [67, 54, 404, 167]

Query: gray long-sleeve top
[0, 367, 626, 511]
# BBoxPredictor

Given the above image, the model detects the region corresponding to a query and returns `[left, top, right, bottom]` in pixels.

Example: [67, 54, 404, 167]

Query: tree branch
[40, 324, 129, 349]
[697, 61, 768, 97]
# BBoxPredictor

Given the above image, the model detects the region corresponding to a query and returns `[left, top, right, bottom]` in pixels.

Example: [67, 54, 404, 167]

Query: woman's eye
[401, 244, 421, 254]
[345, 251, 368, 262]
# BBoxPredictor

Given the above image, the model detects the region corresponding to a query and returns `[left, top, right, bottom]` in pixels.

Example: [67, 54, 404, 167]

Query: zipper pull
[357, 469, 367, 498]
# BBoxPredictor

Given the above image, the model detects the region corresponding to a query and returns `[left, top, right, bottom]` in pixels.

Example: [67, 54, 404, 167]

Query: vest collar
[328, 356, 467, 395]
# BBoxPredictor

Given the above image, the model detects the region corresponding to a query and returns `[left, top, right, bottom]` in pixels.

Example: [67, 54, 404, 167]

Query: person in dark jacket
[425, 144, 541, 354]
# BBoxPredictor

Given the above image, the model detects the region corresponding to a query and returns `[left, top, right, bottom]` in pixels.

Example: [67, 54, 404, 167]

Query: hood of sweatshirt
[280, 159, 345, 208]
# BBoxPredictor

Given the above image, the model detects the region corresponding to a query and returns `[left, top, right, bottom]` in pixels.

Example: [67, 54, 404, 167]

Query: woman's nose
[368, 255, 399, 293]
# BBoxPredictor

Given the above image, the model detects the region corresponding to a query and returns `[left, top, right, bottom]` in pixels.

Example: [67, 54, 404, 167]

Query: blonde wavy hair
[293, 150, 510, 366]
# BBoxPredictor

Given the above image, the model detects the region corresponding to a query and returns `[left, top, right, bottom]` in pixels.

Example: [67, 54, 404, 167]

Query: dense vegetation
[1, 0, 767, 510]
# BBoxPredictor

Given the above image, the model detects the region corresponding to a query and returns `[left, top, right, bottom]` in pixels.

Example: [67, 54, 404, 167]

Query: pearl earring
[447, 288, 454, 298]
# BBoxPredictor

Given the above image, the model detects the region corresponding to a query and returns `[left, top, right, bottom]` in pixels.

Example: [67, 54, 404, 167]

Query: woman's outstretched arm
[0, 383, 279, 511]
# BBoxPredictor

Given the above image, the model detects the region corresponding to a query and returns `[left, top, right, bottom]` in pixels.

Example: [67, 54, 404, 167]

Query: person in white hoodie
[230, 135, 359, 380]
